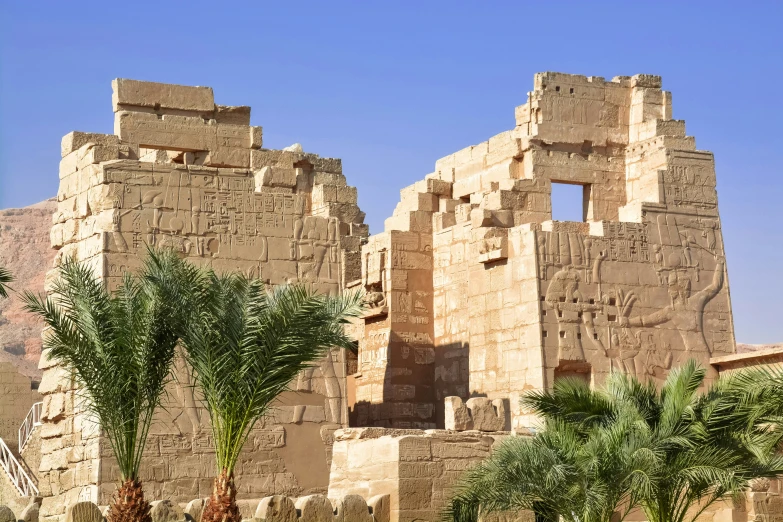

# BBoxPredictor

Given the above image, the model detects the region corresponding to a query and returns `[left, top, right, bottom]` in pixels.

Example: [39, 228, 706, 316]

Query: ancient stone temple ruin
[38, 79, 368, 518]
[351, 72, 733, 432]
[0, 72, 759, 522]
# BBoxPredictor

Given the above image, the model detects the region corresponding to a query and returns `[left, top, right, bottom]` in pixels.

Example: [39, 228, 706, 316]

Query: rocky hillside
[0, 198, 57, 381]
[736, 343, 783, 354]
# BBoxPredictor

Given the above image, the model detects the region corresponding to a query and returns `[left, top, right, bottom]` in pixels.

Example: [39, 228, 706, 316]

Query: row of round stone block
[0, 493, 390, 522]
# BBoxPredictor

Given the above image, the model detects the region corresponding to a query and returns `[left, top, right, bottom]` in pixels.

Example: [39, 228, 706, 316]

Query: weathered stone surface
[466, 398, 504, 432]
[332, 494, 373, 522]
[329, 429, 507, 522]
[150, 499, 185, 522]
[112, 78, 214, 112]
[183, 499, 205, 522]
[35, 78, 369, 517]
[444, 396, 472, 431]
[294, 495, 334, 522]
[367, 495, 390, 522]
[255, 495, 297, 521]
[5, 71, 775, 522]
[353, 71, 736, 432]
[64, 502, 102, 522]
[0, 506, 14, 522]
[19, 502, 40, 522]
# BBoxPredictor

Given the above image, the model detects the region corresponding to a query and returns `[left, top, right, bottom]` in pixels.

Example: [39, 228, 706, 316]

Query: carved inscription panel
[69, 160, 360, 503]
[102, 163, 343, 295]
[538, 209, 732, 384]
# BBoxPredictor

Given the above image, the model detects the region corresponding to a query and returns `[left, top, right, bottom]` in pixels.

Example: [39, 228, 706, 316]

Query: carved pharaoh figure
[545, 265, 602, 363]
[619, 259, 725, 355]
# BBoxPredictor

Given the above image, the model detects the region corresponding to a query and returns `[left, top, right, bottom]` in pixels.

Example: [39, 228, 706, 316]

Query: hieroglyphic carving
[601, 221, 649, 263]
[662, 164, 718, 210]
[621, 259, 725, 355]
[541, 212, 726, 375]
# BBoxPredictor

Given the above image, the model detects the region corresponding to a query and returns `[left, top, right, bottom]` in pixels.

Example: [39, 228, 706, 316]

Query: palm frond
[451, 360, 783, 522]
[22, 248, 187, 481]
[0, 266, 13, 298]
[179, 271, 364, 476]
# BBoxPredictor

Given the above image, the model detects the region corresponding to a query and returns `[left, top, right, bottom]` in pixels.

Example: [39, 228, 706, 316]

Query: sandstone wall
[328, 428, 525, 522]
[37, 79, 368, 521]
[0, 362, 40, 452]
[353, 72, 734, 430]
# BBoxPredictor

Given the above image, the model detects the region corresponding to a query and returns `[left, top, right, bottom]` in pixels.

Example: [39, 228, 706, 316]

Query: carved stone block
[64, 502, 102, 522]
[444, 396, 473, 431]
[256, 495, 297, 522]
[465, 398, 505, 432]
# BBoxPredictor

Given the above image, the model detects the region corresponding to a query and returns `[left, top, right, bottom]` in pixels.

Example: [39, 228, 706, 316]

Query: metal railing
[0, 437, 39, 496]
[18, 402, 42, 452]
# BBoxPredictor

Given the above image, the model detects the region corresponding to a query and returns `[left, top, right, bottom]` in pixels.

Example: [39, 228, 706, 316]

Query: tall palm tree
[23, 249, 196, 522]
[0, 266, 12, 298]
[448, 362, 783, 522]
[177, 271, 364, 522]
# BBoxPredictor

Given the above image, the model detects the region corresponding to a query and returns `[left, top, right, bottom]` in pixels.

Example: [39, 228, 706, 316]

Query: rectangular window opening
[551, 182, 590, 222]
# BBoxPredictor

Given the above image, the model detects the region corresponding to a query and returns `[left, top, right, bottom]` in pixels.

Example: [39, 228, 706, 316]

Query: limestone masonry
[0, 72, 765, 522]
[352, 72, 732, 431]
[39, 78, 367, 519]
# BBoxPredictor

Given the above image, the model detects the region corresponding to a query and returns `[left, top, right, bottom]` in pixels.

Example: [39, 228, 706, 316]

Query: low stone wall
[0, 493, 390, 522]
[328, 427, 522, 522]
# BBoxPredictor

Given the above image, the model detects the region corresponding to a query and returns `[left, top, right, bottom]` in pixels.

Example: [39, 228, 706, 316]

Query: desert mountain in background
[0, 198, 777, 383]
[0, 198, 57, 381]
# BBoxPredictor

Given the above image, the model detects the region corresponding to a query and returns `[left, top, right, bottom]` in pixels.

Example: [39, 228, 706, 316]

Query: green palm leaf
[448, 361, 783, 522]
[22, 248, 195, 517]
[0, 266, 12, 298]
[176, 269, 364, 520]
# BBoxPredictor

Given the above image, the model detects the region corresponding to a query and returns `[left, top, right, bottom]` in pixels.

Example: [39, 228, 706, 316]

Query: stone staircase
[0, 403, 41, 497]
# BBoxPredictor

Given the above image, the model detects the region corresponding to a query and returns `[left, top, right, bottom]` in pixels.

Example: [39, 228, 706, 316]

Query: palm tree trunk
[108, 478, 151, 522]
[203, 469, 241, 522]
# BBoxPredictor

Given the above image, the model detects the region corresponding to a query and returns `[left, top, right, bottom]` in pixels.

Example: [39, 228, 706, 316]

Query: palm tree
[0, 266, 12, 298]
[177, 271, 364, 522]
[446, 388, 654, 522]
[528, 362, 783, 522]
[23, 249, 196, 522]
[447, 362, 783, 522]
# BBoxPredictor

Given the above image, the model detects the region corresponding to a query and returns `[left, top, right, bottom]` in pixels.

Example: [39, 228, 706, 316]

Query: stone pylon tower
[352, 72, 734, 430]
[38, 79, 368, 519]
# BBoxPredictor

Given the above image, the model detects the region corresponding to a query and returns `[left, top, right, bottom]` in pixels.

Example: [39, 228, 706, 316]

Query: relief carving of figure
[172, 351, 202, 434]
[545, 266, 602, 363]
[701, 219, 720, 259]
[642, 338, 674, 379]
[111, 205, 140, 253]
[536, 233, 549, 279]
[652, 244, 666, 285]
[583, 239, 593, 283]
[608, 328, 642, 375]
[619, 259, 725, 355]
[295, 350, 343, 424]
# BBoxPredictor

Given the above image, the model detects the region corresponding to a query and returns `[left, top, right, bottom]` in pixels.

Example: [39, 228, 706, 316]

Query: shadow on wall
[348, 340, 471, 429]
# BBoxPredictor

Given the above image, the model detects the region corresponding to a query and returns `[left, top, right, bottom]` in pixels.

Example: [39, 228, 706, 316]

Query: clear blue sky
[1, 1, 781, 343]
